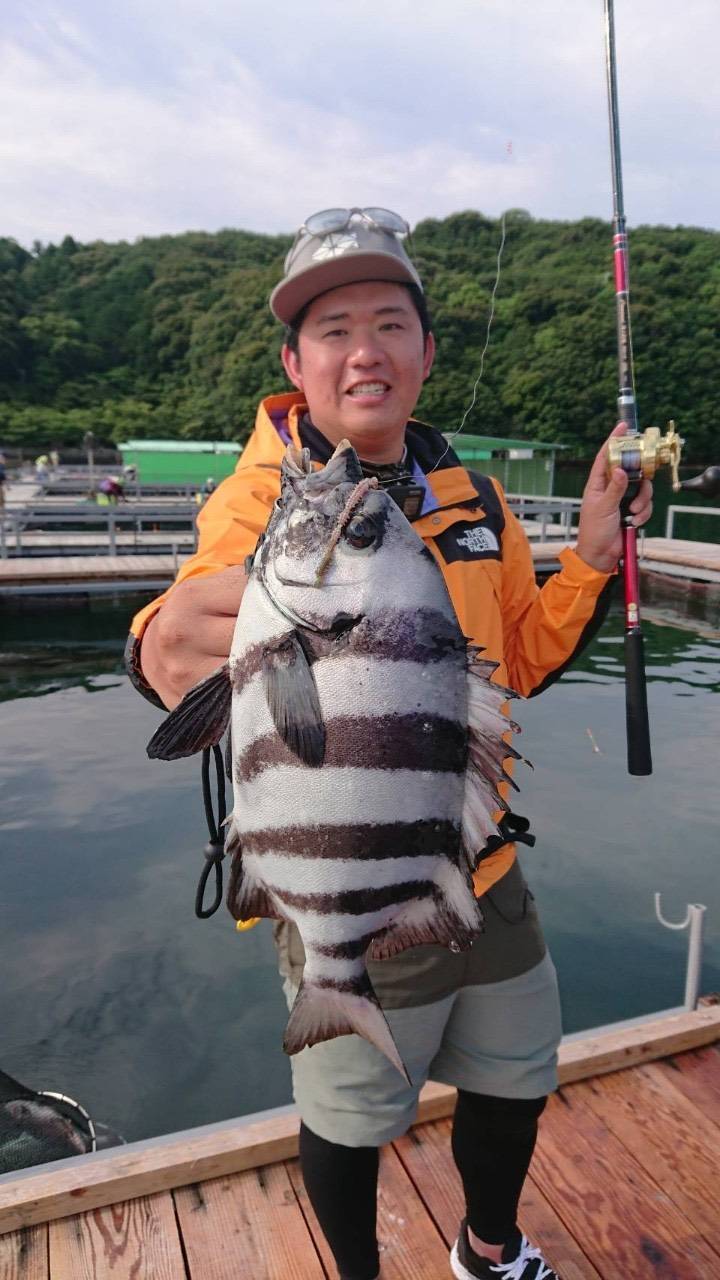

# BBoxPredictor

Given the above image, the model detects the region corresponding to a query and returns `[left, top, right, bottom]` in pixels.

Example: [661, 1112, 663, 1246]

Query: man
[127, 208, 652, 1280]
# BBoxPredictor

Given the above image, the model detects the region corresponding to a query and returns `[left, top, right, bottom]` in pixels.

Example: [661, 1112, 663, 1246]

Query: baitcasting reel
[607, 421, 720, 498]
[607, 422, 683, 489]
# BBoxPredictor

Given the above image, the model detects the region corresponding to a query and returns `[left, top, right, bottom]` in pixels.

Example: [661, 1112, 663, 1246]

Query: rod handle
[620, 478, 641, 522]
[625, 628, 652, 775]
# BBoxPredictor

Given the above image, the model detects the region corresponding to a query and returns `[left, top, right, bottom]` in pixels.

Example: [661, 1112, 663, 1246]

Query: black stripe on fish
[313, 931, 379, 960]
[243, 819, 462, 863]
[231, 608, 464, 694]
[235, 713, 467, 782]
[271, 879, 435, 916]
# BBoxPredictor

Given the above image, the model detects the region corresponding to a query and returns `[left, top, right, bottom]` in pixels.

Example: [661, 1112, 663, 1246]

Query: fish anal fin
[370, 882, 482, 959]
[146, 663, 231, 761]
[283, 976, 410, 1083]
[262, 633, 325, 767]
[370, 918, 476, 960]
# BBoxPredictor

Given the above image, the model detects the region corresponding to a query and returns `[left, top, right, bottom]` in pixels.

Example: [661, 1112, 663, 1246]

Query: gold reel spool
[607, 422, 684, 491]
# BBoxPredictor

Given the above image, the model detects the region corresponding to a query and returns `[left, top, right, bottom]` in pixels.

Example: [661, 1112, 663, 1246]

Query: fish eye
[344, 515, 377, 549]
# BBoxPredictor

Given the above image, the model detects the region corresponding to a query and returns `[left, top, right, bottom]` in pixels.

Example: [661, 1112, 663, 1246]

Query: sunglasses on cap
[284, 207, 410, 271]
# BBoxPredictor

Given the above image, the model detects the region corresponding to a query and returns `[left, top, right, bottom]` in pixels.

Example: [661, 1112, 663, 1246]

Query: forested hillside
[0, 211, 717, 459]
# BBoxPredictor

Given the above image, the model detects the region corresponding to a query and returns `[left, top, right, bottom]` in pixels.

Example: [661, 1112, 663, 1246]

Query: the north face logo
[456, 527, 499, 555]
[312, 233, 360, 262]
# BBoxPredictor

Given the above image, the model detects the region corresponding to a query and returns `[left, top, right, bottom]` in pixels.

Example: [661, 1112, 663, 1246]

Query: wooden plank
[576, 1066, 720, 1245]
[531, 1088, 720, 1277]
[391, 1119, 461, 1242]
[0, 1110, 301, 1236]
[655, 1044, 720, 1126]
[0, 1225, 48, 1279]
[392, 1118, 602, 1280]
[557, 1003, 720, 1084]
[287, 1145, 451, 1279]
[0, 554, 186, 586]
[174, 1164, 325, 1280]
[48, 1192, 186, 1280]
[2, 1012, 719, 1237]
[642, 538, 720, 570]
[519, 1176, 604, 1280]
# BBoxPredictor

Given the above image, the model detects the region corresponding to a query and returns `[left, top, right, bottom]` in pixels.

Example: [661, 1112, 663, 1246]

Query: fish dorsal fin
[461, 647, 528, 868]
[261, 633, 325, 767]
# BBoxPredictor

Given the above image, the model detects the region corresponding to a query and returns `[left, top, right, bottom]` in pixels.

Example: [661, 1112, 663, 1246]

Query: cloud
[1, 0, 718, 246]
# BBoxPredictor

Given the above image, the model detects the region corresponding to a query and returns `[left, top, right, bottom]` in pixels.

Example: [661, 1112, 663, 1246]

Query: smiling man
[127, 209, 652, 1280]
[280, 278, 435, 462]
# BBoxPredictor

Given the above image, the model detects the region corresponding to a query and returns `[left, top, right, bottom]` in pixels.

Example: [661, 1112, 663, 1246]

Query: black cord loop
[195, 745, 227, 919]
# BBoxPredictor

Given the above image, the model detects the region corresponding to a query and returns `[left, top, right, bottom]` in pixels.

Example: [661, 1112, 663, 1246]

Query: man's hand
[575, 423, 653, 574]
[139, 565, 247, 709]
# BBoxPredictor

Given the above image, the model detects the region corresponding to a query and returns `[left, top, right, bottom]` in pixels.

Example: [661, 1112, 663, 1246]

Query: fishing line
[429, 210, 507, 474]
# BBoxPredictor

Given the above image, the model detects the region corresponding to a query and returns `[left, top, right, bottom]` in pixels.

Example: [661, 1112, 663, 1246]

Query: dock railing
[506, 494, 582, 540]
[665, 504, 720, 540]
[0, 503, 199, 558]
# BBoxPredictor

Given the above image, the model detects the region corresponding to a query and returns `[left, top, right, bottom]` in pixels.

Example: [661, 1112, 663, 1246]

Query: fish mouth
[259, 577, 362, 636]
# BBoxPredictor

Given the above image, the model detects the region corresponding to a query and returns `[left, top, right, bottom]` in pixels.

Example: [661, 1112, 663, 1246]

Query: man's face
[281, 281, 435, 461]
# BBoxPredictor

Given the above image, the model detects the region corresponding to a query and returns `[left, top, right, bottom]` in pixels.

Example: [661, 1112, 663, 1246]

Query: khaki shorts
[278, 862, 562, 1147]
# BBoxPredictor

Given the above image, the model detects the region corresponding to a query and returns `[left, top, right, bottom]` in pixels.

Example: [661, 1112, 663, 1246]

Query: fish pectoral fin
[283, 975, 410, 1084]
[262, 633, 325, 767]
[146, 663, 231, 761]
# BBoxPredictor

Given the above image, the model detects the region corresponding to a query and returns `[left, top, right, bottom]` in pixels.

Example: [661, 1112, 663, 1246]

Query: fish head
[254, 439, 445, 631]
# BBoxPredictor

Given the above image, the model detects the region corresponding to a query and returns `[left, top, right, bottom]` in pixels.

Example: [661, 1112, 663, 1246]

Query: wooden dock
[1, 1004, 718, 1279]
[1, 538, 719, 596]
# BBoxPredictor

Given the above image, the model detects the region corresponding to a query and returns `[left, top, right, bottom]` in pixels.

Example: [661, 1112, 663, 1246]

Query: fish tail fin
[283, 974, 410, 1084]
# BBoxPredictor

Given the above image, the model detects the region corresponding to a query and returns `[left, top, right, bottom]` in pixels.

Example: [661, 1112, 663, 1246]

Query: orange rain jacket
[128, 391, 615, 896]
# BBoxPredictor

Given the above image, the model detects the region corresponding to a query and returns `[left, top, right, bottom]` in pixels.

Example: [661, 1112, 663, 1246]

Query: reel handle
[680, 465, 720, 499]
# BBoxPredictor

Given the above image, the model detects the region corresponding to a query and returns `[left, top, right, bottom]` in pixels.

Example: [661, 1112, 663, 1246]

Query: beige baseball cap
[270, 210, 423, 324]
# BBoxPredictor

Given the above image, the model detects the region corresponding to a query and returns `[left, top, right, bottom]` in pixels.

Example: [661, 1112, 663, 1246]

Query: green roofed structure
[118, 434, 564, 496]
[118, 440, 242, 486]
[450, 434, 565, 497]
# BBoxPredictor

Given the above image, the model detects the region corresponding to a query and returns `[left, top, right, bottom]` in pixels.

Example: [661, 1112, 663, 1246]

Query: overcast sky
[2, 0, 718, 247]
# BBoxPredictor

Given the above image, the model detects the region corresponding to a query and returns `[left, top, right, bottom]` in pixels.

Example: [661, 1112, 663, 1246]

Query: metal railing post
[665, 507, 675, 539]
[654, 894, 707, 1011]
[108, 513, 116, 556]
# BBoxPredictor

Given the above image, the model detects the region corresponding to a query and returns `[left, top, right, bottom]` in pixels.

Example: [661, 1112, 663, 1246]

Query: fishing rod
[601, 0, 720, 776]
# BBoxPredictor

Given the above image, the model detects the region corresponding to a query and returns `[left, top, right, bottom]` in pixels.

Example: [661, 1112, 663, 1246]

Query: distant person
[49, 449, 60, 472]
[35, 454, 50, 484]
[99, 475, 124, 505]
[123, 463, 138, 484]
[195, 476, 217, 505]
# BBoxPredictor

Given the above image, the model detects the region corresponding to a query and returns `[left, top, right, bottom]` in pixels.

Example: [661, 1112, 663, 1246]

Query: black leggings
[299, 1089, 547, 1280]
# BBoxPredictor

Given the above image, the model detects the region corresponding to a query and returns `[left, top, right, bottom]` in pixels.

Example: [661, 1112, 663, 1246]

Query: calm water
[1, 594, 719, 1147]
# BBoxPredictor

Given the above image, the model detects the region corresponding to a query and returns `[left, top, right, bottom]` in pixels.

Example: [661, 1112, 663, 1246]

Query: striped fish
[148, 440, 524, 1080]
